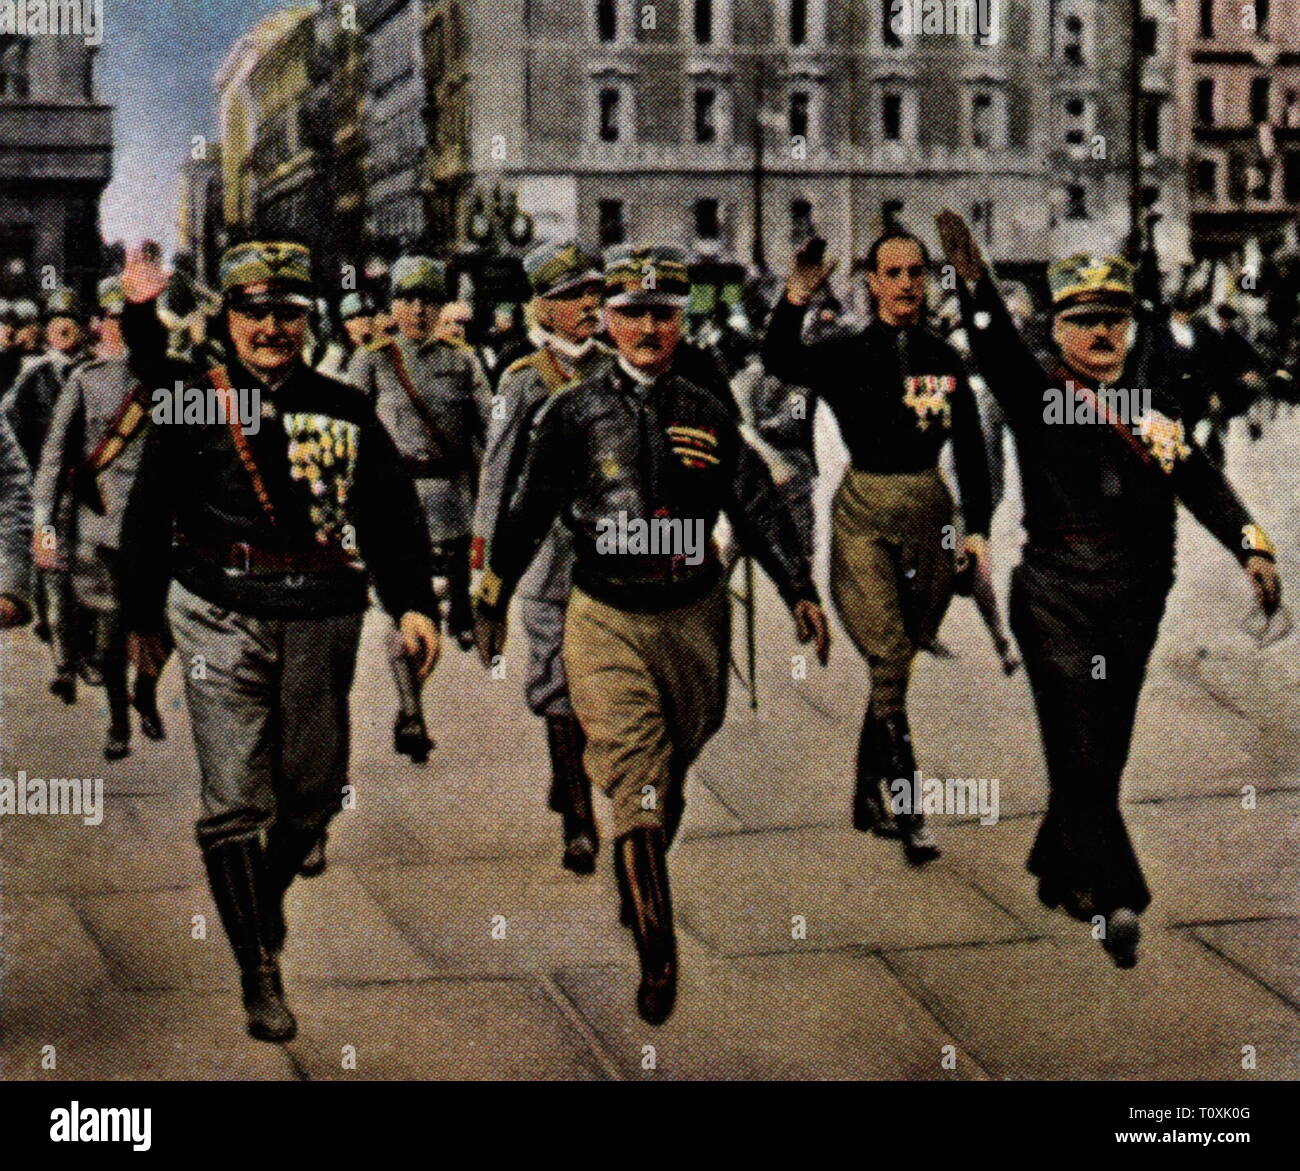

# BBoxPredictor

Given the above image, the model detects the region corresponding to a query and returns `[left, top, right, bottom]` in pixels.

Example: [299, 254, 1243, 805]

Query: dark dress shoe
[133, 698, 166, 741]
[394, 714, 433, 763]
[104, 725, 131, 761]
[562, 831, 598, 875]
[49, 671, 77, 705]
[1102, 907, 1140, 969]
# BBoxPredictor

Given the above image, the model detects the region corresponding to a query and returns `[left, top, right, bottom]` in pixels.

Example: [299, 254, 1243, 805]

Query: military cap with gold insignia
[219, 241, 314, 311]
[1048, 253, 1136, 319]
[390, 255, 447, 302]
[97, 276, 125, 317]
[603, 244, 691, 309]
[43, 286, 85, 322]
[524, 240, 603, 299]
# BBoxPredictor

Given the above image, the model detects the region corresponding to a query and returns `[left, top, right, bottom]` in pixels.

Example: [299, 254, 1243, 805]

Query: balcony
[0, 103, 112, 183]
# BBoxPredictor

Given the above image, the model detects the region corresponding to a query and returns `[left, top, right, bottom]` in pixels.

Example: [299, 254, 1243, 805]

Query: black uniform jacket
[956, 271, 1267, 582]
[118, 298, 436, 630]
[480, 361, 818, 616]
[761, 295, 993, 536]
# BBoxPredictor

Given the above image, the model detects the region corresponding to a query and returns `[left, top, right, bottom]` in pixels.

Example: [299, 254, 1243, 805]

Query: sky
[98, 0, 294, 252]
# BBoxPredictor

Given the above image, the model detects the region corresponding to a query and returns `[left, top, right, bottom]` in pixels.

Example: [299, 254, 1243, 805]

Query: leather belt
[178, 536, 361, 576]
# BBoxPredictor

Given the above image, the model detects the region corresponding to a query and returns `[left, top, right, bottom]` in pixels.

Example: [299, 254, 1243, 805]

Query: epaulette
[363, 336, 395, 352]
[504, 350, 547, 378]
[446, 338, 474, 352]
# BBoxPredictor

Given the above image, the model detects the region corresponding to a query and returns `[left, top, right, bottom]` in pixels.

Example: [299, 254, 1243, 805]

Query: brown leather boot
[615, 828, 678, 1025]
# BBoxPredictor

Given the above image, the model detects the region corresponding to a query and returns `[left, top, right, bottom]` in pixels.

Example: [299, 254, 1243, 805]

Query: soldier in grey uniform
[8, 287, 92, 702]
[118, 240, 439, 1041]
[348, 256, 493, 762]
[472, 241, 613, 874]
[34, 277, 166, 761]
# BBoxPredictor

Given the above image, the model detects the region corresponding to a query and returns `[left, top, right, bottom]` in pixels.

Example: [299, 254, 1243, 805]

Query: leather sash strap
[385, 340, 456, 465]
[209, 365, 277, 526]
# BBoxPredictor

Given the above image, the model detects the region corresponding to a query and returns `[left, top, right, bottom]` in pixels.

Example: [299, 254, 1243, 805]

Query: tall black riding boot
[263, 822, 328, 954]
[879, 712, 940, 865]
[202, 835, 297, 1042]
[852, 704, 899, 838]
[545, 714, 598, 874]
[615, 828, 678, 1025]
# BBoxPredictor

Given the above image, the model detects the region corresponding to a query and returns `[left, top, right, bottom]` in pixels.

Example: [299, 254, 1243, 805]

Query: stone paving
[1, 423, 1296, 1080]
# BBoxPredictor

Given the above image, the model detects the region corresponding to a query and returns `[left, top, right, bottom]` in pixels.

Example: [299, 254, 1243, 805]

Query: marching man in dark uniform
[118, 241, 440, 1041]
[474, 245, 831, 1025]
[935, 210, 1281, 967]
[348, 256, 492, 762]
[33, 277, 167, 760]
[762, 231, 993, 864]
[472, 241, 613, 875]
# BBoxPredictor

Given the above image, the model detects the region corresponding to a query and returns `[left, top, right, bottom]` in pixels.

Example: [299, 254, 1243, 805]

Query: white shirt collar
[530, 325, 596, 364]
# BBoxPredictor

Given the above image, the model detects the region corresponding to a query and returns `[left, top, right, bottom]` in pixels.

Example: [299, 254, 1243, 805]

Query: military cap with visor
[1048, 254, 1136, 320]
[524, 241, 603, 299]
[603, 244, 691, 309]
[390, 255, 448, 303]
[220, 241, 314, 313]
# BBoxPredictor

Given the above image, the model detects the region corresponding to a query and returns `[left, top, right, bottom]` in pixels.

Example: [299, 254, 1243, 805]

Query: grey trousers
[167, 580, 365, 848]
[519, 597, 574, 718]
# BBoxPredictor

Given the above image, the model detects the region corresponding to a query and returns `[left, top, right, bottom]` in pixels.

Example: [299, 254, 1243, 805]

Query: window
[599, 88, 621, 141]
[82, 47, 97, 100]
[1137, 18, 1157, 56]
[882, 0, 901, 47]
[1065, 184, 1088, 220]
[1063, 15, 1084, 65]
[1142, 101, 1161, 152]
[789, 0, 808, 46]
[599, 199, 625, 245]
[1287, 90, 1300, 128]
[881, 199, 904, 230]
[1250, 161, 1272, 201]
[694, 89, 717, 143]
[1199, 0, 1213, 37]
[790, 198, 814, 242]
[597, 0, 617, 43]
[0, 38, 30, 101]
[1285, 153, 1300, 202]
[971, 92, 993, 149]
[1064, 96, 1088, 146]
[1251, 77, 1271, 125]
[789, 91, 809, 140]
[1195, 159, 1218, 196]
[694, 198, 720, 240]
[882, 92, 902, 141]
[1256, 0, 1271, 37]
[1196, 78, 1214, 126]
[694, 0, 713, 44]
[971, 201, 994, 244]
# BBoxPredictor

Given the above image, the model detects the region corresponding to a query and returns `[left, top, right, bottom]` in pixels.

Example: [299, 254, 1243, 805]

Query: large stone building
[207, 1, 1194, 288]
[427, 0, 1187, 275]
[0, 33, 112, 296]
[1176, 0, 1300, 256]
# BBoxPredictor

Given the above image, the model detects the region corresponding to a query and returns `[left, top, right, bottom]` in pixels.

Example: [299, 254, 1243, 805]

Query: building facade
[431, 0, 1187, 274]
[1177, 0, 1300, 257]
[207, 1, 1196, 290]
[0, 33, 112, 297]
